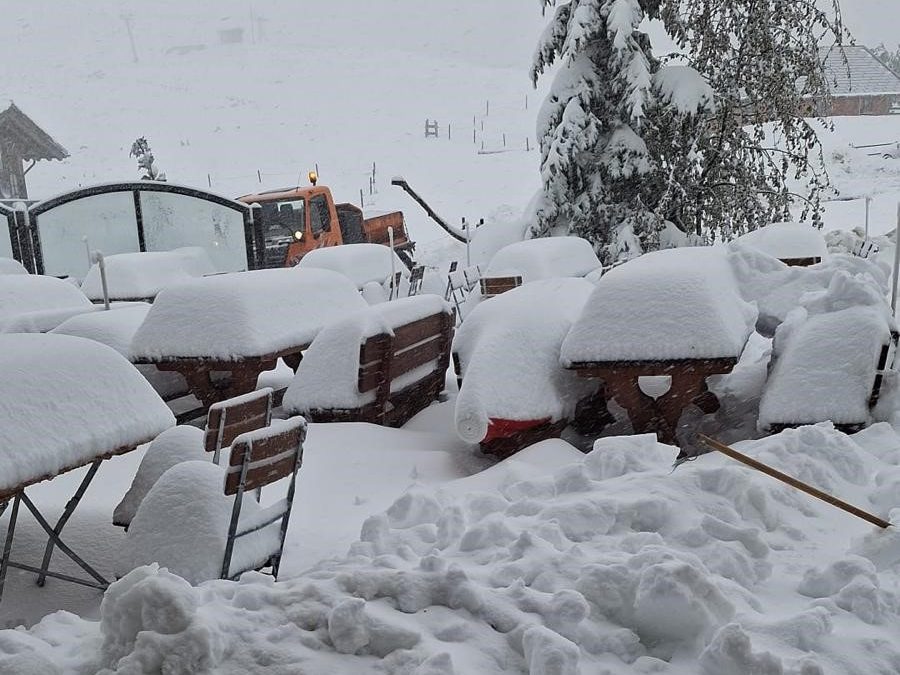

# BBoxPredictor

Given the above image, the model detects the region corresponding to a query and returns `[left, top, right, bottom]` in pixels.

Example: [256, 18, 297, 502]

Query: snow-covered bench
[131, 268, 367, 410]
[453, 278, 601, 457]
[759, 274, 897, 433]
[283, 295, 454, 427]
[562, 247, 757, 447]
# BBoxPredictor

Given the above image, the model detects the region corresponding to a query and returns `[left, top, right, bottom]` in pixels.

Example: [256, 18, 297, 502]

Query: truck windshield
[261, 199, 305, 239]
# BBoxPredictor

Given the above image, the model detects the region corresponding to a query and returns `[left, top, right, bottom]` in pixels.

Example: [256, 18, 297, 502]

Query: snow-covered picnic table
[0, 333, 174, 598]
[130, 268, 368, 409]
[296, 243, 409, 290]
[736, 221, 827, 266]
[0, 274, 96, 333]
[80, 247, 215, 302]
[479, 236, 601, 297]
[561, 247, 757, 446]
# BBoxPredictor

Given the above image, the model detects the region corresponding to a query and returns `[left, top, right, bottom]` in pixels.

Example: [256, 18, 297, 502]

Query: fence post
[360, 189, 364, 209]
[207, 173, 212, 187]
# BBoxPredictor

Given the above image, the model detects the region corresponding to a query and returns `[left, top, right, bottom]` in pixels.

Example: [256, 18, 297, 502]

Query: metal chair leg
[0, 495, 22, 601]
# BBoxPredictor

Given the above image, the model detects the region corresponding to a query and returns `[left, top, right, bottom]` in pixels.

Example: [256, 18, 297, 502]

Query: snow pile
[8, 423, 900, 673]
[454, 278, 597, 442]
[51, 304, 189, 399]
[758, 272, 896, 429]
[0, 274, 94, 333]
[562, 247, 757, 363]
[0, 257, 28, 275]
[131, 267, 367, 360]
[652, 65, 715, 115]
[737, 222, 827, 262]
[297, 243, 410, 289]
[283, 295, 451, 412]
[728, 244, 890, 335]
[0, 334, 174, 494]
[121, 460, 283, 584]
[113, 425, 207, 528]
[51, 303, 151, 355]
[80, 247, 216, 301]
[483, 236, 601, 283]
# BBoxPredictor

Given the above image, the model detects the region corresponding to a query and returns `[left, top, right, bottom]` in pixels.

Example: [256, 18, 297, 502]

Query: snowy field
[3, 2, 900, 674]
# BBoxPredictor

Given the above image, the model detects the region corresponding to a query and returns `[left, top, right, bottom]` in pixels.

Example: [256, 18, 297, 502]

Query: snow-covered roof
[483, 236, 601, 283]
[562, 247, 757, 364]
[80, 248, 215, 301]
[283, 294, 451, 412]
[0, 274, 94, 333]
[0, 258, 28, 275]
[822, 45, 900, 96]
[131, 268, 368, 360]
[296, 243, 409, 289]
[454, 278, 596, 441]
[737, 222, 827, 261]
[0, 333, 174, 494]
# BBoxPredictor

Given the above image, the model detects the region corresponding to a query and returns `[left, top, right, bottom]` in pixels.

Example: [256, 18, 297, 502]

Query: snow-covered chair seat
[737, 222, 827, 267]
[80, 248, 216, 302]
[454, 278, 601, 457]
[759, 274, 897, 433]
[283, 295, 454, 427]
[113, 388, 275, 529]
[562, 247, 757, 447]
[0, 333, 174, 596]
[0, 274, 95, 333]
[131, 268, 367, 410]
[51, 304, 189, 401]
[0, 257, 28, 275]
[479, 236, 601, 298]
[122, 417, 306, 584]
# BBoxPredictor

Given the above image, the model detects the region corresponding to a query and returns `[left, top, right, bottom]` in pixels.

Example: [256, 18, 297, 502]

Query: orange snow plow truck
[238, 172, 414, 268]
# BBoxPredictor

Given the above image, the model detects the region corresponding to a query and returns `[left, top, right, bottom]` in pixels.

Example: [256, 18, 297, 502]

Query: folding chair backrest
[225, 417, 306, 495]
[221, 416, 307, 580]
[463, 264, 482, 291]
[205, 388, 273, 462]
[407, 265, 425, 297]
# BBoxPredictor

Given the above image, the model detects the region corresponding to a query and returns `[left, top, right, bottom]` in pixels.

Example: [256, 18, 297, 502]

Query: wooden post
[697, 435, 892, 529]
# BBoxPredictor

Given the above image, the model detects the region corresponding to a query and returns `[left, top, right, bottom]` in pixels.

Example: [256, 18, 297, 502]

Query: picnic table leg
[654, 374, 712, 446]
[20, 493, 108, 589]
[607, 376, 659, 437]
[0, 495, 22, 601]
[35, 460, 103, 587]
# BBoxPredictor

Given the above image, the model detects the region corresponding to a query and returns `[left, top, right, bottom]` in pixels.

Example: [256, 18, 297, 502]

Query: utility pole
[121, 13, 139, 63]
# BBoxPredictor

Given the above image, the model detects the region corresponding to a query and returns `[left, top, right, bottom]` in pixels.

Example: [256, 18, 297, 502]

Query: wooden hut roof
[0, 103, 69, 161]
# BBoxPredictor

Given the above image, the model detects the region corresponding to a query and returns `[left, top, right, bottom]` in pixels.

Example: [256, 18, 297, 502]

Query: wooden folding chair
[221, 417, 307, 580]
[204, 388, 274, 464]
[407, 265, 425, 297]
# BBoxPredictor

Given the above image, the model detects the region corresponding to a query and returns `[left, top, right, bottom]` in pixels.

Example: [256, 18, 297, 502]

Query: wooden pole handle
[696, 434, 892, 530]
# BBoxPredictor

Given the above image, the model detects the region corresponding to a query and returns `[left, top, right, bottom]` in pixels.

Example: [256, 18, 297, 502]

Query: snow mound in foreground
[4, 425, 900, 674]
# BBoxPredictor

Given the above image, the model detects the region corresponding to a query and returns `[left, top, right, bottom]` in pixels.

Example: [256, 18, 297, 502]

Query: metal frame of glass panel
[27, 182, 258, 276]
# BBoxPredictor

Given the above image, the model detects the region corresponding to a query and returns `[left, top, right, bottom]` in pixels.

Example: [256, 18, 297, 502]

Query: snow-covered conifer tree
[531, 0, 661, 262]
[533, 0, 844, 258]
[130, 137, 166, 181]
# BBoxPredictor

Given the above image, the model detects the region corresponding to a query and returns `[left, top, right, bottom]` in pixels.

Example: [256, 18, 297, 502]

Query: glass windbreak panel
[36, 191, 139, 279]
[140, 191, 248, 273]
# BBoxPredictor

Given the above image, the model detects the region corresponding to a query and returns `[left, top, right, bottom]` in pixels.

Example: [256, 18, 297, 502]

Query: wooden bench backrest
[480, 275, 522, 298]
[357, 311, 453, 395]
[225, 418, 306, 495]
[205, 388, 273, 454]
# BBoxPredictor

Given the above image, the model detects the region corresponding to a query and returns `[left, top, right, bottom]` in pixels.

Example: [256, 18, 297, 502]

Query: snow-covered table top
[483, 236, 601, 283]
[296, 243, 409, 289]
[0, 275, 95, 333]
[0, 334, 174, 496]
[562, 247, 757, 364]
[51, 304, 152, 357]
[80, 248, 216, 301]
[737, 222, 827, 261]
[131, 267, 368, 361]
